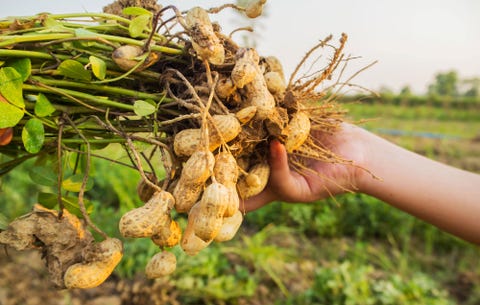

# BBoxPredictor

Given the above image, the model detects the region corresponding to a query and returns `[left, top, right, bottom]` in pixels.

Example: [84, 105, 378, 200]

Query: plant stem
[1, 33, 183, 55]
[23, 84, 135, 111]
[31, 76, 169, 102]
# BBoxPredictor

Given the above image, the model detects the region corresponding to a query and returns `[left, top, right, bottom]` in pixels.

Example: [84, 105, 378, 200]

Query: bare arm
[358, 129, 480, 244]
[243, 124, 480, 245]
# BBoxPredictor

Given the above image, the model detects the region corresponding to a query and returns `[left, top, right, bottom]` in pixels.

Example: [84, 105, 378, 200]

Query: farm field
[1, 101, 480, 305]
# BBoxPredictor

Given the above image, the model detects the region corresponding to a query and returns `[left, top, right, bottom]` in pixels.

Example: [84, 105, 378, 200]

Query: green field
[1, 101, 480, 305]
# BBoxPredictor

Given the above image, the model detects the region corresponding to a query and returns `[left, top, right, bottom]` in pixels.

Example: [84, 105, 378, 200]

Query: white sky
[2, 0, 479, 93]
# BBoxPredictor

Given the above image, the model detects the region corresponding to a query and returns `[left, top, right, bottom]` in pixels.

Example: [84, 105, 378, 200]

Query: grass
[1, 100, 480, 304]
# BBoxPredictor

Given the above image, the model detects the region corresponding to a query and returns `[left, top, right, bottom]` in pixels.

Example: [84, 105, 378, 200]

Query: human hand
[242, 123, 370, 211]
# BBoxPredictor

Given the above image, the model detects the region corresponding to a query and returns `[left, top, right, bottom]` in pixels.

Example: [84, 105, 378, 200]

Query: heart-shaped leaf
[8, 58, 31, 82]
[129, 14, 151, 38]
[58, 59, 91, 81]
[22, 118, 44, 153]
[89, 56, 107, 80]
[34, 93, 56, 117]
[0, 67, 24, 107]
[134, 99, 156, 116]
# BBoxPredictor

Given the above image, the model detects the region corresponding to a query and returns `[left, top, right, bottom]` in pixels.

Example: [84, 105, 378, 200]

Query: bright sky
[2, 0, 479, 93]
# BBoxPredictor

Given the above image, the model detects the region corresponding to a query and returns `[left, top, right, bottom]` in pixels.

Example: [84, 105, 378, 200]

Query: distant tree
[428, 70, 459, 97]
[399, 85, 412, 97]
[462, 77, 480, 97]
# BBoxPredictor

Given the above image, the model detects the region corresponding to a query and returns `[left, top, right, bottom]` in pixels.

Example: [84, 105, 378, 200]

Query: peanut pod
[214, 210, 244, 242]
[145, 251, 177, 279]
[237, 162, 270, 199]
[119, 190, 174, 238]
[181, 203, 212, 256]
[192, 181, 230, 241]
[64, 238, 123, 289]
[284, 111, 311, 153]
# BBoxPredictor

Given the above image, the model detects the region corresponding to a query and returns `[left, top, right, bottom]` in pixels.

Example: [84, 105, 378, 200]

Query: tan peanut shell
[145, 251, 177, 279]
[213, 152, 240, 217]
[215, 77, 236, 99]
[173, 150, 214, 213]
[119, 190, 174, 238]
[213, 151, 239, 186]
[231, 48, 259, 88]
[180, 150, 215, 184]
[237, 162, 270, 199]
[151, 220, 182, 248]
[173, 115, 241, 157]
[284, 111, 311, 153]
[181, 203, 212, 256]
[214, 210, 243, 242]
[192, 182, 230, 241]
[185, 7, 225, 65]
[235, 106, 257, 125]
[262, 56, 285, 81]
[112, 45, 143, 71]
[245, 0, 267, 18]
[64, 238, 123, 289]
[173, 181, 204, 213]
[264, 71, 286, 96]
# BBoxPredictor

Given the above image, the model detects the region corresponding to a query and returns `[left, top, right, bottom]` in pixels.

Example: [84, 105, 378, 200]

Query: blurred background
[1, 1, 480, 304]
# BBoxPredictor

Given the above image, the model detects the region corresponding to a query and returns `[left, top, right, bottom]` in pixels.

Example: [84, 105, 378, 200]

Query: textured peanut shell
[245, 0, 267, 18]
[214, 210, 243, 242]
[215, 77, 236, 99]
[181, 203, 212, 256]
[173, 115, 241, 157]
[64, 238, 123, 289]
[185, 7, 225, 65]
[237, 162, 270, 199]
[284, 111, 311, 153]
[119, 191, 174, 238]
[145, 251, 177, 279]
[235, 106, 257, 124]
[192, 182, 230, 241]
[180, 150, 215, 184]
[151, 220, 182, 248]
[173, 181, 204, 213]
[231, 48, 259, 88]
[213, 151, 239, 186]
[264, 71, 286, 96]
[112, 45, 143, 71]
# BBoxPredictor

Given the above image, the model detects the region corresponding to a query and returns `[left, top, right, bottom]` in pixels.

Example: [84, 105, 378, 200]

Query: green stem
[23, 84, 135, 111]
[31, 76, 169, 102]
[1, 33, 183, 55]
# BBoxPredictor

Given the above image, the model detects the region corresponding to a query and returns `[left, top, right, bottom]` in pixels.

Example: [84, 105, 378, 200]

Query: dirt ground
[0, 247, 184, 305]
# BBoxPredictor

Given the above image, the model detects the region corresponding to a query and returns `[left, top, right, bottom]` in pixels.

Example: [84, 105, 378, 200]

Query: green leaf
[89, 56, 106, 80]
[0, 101, 24, 128]
[134, 100, 156, 116]
[8, 58, 31, 82]
[22, 118, 45, 154]
[29, 165, 58, 187]
[129, 14, 151, 38]
[57, 59, 91, 81]
[37, 192, 94, 218]
[0, 67, 24, 107]
[62, 174, 94, 192]
[123, 7, 153, 16]
[34, 93, 56, 117]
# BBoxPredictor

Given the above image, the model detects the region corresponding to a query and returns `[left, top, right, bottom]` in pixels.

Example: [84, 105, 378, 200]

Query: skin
[244, 123, 480, 245]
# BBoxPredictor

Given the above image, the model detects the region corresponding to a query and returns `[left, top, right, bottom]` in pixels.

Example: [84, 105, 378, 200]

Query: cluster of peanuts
[115, 1, 314, 280]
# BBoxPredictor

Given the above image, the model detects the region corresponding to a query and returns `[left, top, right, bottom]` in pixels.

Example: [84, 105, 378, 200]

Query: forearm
[357, 129, 480, 244]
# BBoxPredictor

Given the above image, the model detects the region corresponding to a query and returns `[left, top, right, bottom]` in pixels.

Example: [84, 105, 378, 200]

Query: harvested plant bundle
[0, 0, 365, 289]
